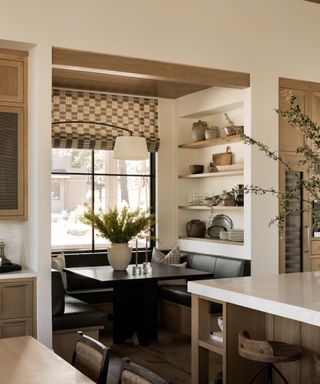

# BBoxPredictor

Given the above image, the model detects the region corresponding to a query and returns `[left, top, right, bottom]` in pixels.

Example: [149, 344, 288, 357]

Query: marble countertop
[0, 268, 37, 280]
[188, 272, 320, 326]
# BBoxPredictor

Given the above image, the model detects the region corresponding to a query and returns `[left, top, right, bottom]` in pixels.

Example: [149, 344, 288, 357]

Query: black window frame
[51, 149, 156, 254]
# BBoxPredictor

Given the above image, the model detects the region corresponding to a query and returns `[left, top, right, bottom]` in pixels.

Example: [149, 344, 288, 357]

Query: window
[51, 182, 60, 200]
[51, 149, 155, 252]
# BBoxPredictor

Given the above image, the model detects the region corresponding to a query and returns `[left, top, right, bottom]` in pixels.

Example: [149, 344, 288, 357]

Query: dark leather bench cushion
[52, 295, 107, 331]
[159, 285, 191, 307]
[181, 253, 217, 273]
[158, 285, 223, 314]
[52, 270, 65, 316]
[213, 257, 247, 279]
[68, 289, 113, 304]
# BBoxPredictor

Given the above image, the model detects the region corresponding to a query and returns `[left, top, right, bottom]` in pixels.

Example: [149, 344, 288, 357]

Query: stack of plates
[228, 229, 244, 242]
[219, 231, 229, 240]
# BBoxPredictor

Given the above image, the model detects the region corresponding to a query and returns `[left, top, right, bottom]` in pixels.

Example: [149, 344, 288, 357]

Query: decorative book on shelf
[209, 331, 223, 343]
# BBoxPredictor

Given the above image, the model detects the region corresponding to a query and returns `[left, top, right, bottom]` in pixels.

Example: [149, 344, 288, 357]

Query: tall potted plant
[81, 206, 154, 270]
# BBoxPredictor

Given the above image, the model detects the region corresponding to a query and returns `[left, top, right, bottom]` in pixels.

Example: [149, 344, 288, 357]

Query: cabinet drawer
[0, 317, 32, 338]
[0, 281, 33, 319]
[0, 59, 24, 102]
[311, 258, 320, 271]
[311, 241, 320, 255]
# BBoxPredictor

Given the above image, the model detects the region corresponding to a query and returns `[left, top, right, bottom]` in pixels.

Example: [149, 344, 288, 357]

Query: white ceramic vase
[107, 243, 132, 270]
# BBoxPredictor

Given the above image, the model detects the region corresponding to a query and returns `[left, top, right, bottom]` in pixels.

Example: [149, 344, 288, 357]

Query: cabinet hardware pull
[304, 226, 310, 253]
[2, 321, 26, 325]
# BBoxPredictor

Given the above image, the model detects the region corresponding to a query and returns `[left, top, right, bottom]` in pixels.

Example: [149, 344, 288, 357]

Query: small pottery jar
[191, 120, 208, 141]
[236, 184, 244, 207]
[205, 126, 219, 140]
[186, 219, 206, 237]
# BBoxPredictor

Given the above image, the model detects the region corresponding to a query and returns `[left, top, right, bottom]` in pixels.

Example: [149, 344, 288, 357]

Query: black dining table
[64, 263, 213, 345]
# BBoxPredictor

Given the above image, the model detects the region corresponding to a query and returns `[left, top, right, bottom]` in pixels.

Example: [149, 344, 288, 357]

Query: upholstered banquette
[52, 270, 107, 362]
[158, 252, 250, 308]
[158, 252, 250, 335]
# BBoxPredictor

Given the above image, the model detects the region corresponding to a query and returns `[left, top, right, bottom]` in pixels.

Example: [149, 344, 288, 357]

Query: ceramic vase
[191, 120, 208, 141]
[107, 243, 132, 270]
[186, 219, 206, 237]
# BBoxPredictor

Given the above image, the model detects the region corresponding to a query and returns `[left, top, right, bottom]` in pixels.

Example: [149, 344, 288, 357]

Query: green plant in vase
[81, 206, 154, 270]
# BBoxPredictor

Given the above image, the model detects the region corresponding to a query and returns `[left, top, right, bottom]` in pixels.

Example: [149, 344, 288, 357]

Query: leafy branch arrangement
[226, 94, 320, 231]
[81, 206, 154, 243]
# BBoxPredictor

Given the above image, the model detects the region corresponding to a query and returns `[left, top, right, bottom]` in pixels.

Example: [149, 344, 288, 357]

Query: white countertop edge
[0, 268, 37, 280]
[188, 280, 320, 327]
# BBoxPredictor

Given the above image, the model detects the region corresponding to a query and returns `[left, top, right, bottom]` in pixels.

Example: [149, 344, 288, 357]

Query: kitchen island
[188, 272, 320, 383]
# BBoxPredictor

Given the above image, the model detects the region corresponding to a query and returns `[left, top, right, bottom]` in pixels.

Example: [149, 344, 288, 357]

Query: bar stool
[238, 330, 303, 384]
[314, 353, 320, 383]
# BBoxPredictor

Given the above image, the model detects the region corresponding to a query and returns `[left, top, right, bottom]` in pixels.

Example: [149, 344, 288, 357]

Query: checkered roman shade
[52, 89, 160, 152]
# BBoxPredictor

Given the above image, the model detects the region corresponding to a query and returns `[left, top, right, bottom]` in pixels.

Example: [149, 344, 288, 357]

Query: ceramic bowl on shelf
[189, 164, 204, 174]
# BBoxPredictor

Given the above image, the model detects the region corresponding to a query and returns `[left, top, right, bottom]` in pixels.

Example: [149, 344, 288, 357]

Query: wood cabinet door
[311, 91, 320, 124]
[279, 88, 308, 152]
[0, 318, 33, 338]
[0, 281, 33, 320]
[0, 105, 26, 218]
[0, 59, 24, 103]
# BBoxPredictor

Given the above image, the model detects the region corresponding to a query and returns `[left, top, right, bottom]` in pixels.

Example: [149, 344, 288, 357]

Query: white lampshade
[113, 135, 148, 160]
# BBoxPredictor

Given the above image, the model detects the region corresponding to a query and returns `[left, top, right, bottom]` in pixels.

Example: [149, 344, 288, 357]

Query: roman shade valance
[52, 89, 160, 152]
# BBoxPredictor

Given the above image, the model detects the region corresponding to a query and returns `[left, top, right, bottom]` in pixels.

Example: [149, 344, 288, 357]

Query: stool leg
[272, 364, 289, 384]
[266, 363, 273, 384]
[248, 365, 267, 384]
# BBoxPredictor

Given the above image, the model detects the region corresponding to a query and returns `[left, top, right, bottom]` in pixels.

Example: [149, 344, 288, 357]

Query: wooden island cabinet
[189, 272, 320, 384]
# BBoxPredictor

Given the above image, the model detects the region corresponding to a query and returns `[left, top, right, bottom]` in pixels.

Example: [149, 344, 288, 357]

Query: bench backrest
[181, 252, 250, 278]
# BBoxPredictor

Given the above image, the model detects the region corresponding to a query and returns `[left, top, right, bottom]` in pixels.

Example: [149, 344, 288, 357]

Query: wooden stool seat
[238, 330, 303, 384]
[314, 353, 320, 382]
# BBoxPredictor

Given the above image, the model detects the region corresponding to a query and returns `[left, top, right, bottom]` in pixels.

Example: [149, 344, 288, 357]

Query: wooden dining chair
[118, 357, 169, 384]
[72, 331, 110, 384]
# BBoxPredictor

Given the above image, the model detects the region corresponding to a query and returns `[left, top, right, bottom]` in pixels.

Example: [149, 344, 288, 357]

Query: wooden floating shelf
[179, 170, 243, 179]
[178, 135, 241, 149]
[178, 205, 243, 211]
[179, 236, 244, 246]
[199, 338, 223, 355]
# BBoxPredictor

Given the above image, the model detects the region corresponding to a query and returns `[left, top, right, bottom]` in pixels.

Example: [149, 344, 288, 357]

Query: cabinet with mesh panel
[0, 49, 27, 219]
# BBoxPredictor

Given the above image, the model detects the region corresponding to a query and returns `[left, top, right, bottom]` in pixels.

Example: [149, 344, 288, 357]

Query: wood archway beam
[53, 47, 250, 96]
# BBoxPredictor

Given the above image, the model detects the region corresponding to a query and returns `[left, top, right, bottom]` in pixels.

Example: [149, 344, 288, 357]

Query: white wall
[0, 0, 320, 344]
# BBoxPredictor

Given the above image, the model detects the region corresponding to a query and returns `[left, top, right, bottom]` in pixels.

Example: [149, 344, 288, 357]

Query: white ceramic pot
[107, 243, 132, 270]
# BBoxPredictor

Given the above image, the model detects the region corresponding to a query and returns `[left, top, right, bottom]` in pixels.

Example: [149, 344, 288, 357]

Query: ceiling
[52, 48, 250, 99]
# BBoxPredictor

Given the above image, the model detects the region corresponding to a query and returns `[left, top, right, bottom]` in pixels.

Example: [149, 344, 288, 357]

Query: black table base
[113, 280, 158, 345]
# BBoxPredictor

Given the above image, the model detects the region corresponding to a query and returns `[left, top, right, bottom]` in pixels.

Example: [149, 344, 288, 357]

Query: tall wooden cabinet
[279, 78, 320, 272]
[0, 49, 28, 219]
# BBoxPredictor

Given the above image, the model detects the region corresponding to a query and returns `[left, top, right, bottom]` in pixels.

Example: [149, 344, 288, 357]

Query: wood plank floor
[102, 328, 191, 384]
[101, 327, 221, 384]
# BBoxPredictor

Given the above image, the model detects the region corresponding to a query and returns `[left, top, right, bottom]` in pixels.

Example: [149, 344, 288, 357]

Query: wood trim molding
[52, 48, 250, 98]
[280, 77, 320, 92]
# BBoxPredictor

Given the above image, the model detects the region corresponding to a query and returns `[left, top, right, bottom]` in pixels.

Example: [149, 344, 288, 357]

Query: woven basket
[211, 146, 232, 171]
